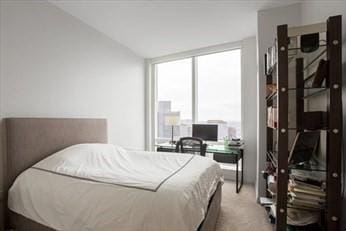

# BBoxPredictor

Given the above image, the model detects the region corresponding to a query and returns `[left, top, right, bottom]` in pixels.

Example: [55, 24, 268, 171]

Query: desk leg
[236, 155, 239, 193]
[236, 151, 244, 193]
[240, 151, 244, 192]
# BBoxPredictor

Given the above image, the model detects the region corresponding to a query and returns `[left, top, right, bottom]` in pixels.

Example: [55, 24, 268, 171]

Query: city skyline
[157, 100, 241, 141]
[156, 49, 241, 141]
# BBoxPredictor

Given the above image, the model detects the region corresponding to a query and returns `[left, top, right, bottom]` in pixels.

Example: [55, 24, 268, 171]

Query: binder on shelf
[301, 111, 327, 130]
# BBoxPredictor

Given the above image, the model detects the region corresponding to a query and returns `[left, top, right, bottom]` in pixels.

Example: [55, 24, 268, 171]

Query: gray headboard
[5, 118, 107, 190]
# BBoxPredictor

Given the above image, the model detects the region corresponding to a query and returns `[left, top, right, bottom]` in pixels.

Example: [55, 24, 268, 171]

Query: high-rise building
[157, 101, 171, 138]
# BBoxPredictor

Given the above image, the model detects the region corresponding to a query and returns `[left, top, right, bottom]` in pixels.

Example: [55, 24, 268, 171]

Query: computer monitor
[192, 124, 218, 141]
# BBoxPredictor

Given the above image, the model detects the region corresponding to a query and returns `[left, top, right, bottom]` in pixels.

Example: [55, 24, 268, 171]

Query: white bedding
[8, 144, 223, 231]
[32, 144, 196, 191]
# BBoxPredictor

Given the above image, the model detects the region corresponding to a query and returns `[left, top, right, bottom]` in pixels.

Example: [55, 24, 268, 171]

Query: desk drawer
[157, 147, 176, 152]
[213, 153, 238, 163]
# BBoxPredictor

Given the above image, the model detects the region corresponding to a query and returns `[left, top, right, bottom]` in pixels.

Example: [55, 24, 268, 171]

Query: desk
[156, 143, 244, 193]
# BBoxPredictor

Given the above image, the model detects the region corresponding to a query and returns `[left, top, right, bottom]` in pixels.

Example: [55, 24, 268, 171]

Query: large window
[156, 58, 192, 140]
[197, 50, 241, 138]
[155, 49, 241, 143]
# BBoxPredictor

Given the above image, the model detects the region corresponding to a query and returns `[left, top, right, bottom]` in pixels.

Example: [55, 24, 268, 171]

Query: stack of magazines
[287, 178, 325, 211]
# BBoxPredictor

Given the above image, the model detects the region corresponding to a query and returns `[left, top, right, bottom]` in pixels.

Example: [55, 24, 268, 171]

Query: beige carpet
[215, 181, 273, 231]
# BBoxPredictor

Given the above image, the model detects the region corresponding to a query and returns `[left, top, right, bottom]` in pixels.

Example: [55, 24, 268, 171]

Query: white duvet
[8, 143, 223, 231]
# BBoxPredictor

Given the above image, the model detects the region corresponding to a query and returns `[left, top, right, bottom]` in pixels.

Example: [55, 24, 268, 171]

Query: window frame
[146, 42, 242, 150]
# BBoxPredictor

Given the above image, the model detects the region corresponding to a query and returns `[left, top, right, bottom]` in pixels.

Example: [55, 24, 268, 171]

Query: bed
[4, 118, 223, 231]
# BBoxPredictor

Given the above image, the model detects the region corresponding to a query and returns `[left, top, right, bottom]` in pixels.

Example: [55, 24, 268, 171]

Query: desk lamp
[164, 113, 180, 144]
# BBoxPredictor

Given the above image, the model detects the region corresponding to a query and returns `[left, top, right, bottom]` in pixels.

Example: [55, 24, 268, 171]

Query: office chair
[175, 137, 207, 156]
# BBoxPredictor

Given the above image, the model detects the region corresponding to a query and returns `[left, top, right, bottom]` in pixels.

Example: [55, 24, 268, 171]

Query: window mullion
[192, 57, 198, 123]
[151, 64, 158, 149]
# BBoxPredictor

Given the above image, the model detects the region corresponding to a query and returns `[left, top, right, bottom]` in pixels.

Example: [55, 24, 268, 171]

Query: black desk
[156, 143, 244, 193]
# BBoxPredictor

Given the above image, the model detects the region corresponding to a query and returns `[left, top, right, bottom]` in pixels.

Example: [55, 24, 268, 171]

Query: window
[156, 58, 192, 140]
[197, 50, 241, 138]
[154, 49, 241, 143]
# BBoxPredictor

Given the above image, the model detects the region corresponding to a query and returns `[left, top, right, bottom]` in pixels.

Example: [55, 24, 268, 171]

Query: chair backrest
[175, 137, 206, 156]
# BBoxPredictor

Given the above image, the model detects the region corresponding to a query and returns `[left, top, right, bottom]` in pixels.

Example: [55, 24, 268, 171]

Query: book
[288, 192, 325, 203]
[267, 107, 272, 127]
[290, 187, 325, 197]
[288, 179, 326, 201]
[288, 197, 322, 209]
[267, 106, 278, 128]
[272, 108, 277, 128]
[287, 204, 321, 211]
[289, 179, 321, 190]
[260, 197, 273, 206]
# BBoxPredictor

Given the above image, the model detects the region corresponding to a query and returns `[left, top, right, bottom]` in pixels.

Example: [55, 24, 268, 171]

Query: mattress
[8, 144, 223, 231]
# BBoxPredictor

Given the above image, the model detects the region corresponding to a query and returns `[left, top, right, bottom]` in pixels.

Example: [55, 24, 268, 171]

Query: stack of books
[287, 178, 325, 211]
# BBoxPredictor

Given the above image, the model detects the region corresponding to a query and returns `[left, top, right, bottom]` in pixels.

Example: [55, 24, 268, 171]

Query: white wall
[241, 37, 257, 184]
[0, 1, 145, 152]
[256, 3, 302, 199]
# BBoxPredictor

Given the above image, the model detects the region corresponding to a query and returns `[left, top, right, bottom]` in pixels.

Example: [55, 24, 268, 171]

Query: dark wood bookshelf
[264, 15, 342, 231]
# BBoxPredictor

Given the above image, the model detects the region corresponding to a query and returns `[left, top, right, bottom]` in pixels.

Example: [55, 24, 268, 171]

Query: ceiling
[51, 0, 302, 58]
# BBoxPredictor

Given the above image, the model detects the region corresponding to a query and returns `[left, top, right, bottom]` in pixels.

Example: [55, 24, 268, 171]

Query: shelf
[267, 127, 329, 132]
[288, 45, 327, 51]
[266, 88, 327, 101]
[267, 125, 277, 130]
[267, 86, 326, 91]
[287, 87, 326, 91]
[289, 162, 327, 172]
[267, 126, 308, 131]
[287, 204, 325, 212]
[266, 149, 327, 172]
[267, 154, 326, 172]
[288, 45, 327, 61]
[302, 88, 328, 99]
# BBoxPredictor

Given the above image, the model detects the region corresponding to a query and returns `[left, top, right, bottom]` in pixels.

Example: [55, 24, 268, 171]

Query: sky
[157, 49, 241, 123]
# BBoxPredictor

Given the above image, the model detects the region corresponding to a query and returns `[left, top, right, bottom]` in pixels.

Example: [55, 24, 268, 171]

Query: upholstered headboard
[4, 118, 107, 190]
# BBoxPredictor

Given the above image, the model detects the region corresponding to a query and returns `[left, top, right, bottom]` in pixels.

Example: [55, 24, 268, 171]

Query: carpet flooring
[215, 181, 273, 231]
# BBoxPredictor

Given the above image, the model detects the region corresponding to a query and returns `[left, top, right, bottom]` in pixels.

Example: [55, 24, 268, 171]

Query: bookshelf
[263, 16, 342, 231]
